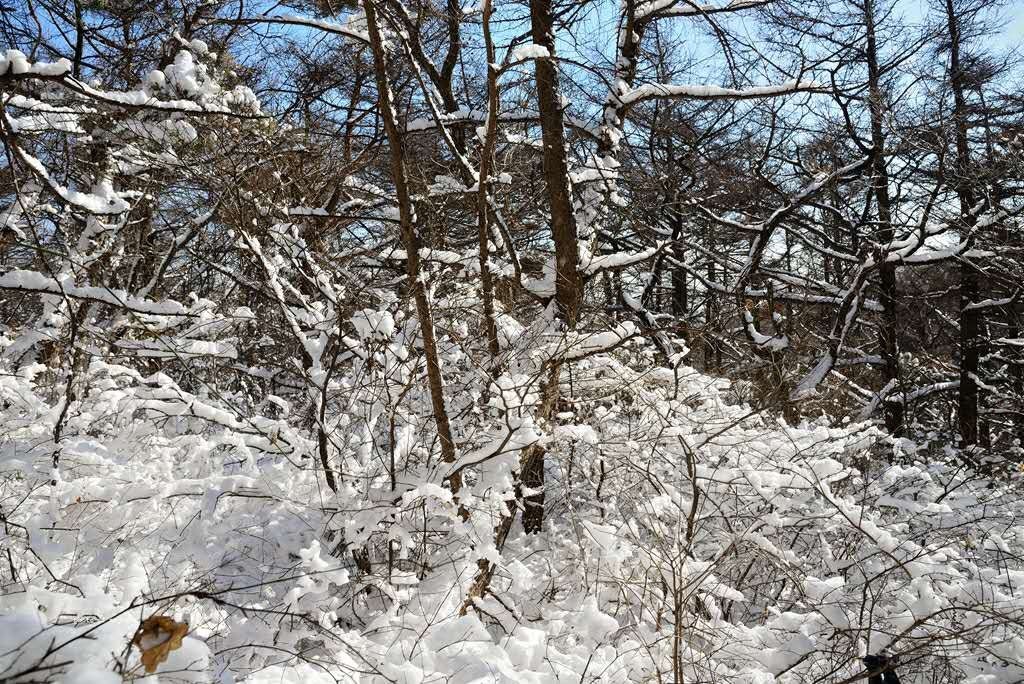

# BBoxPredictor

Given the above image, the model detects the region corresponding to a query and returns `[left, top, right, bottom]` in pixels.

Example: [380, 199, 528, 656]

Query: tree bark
[531, 0, 582, 328]
[942, 0, 981, 449]
[463, 0, 585, 609]
[864, 0, 904, 435]
[522, 0, 583, 534]
[477, 0, 502, 361]
[362, 0, 460, 484]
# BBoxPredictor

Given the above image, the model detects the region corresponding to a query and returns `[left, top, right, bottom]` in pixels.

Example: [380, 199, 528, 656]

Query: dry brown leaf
[132, 615, 189, 673]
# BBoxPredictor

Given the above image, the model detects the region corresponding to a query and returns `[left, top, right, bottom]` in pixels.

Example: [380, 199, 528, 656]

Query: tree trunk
[477, 0, 502, 361]
[531, 0, 582, 327]
[943, 0, 981, 449]
[521, 0, 583, 534]
[864, 0, 903, 435]
[362, 0, 460, 485]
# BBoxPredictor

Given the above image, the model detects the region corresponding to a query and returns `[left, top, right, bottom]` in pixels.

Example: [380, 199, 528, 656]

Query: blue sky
[483, 0, 1022, 101]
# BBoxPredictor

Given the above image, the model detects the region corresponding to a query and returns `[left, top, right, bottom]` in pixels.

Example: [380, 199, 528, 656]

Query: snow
[0, 269, 190, 315]
[743, 310, 789, 351]
[3, 316, 1023, 683]
[581, 243, 664, 274]
[247, 13, 370, 44]
[536, 321, 640, 361]
[619, 80, 822, 106]
[638, 0, 763, 18]
[69, 67, 260, 116]
[0, 49, 72, 77]
[405, 107, 599, 138]
[15, 148, 129, 214]
[511, 44, 551, 61]
[352, 309, 396, 340]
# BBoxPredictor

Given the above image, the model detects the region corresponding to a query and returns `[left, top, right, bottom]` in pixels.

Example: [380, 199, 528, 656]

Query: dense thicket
[1, 0, 1023, 682]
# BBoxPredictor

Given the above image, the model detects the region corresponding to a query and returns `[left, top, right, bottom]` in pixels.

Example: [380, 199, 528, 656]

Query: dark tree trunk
[864, 0, 904, 434]
[531, 0, 582, 328]
[362, 0, 460, 487]
[943, 0, 981, 449]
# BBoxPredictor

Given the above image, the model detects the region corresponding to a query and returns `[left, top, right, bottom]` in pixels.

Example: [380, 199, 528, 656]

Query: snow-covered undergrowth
[2, 323, 1023, 683]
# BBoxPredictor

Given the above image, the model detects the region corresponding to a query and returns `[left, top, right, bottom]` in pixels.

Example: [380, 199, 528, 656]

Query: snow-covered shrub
[4, 327, 1024, 682]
